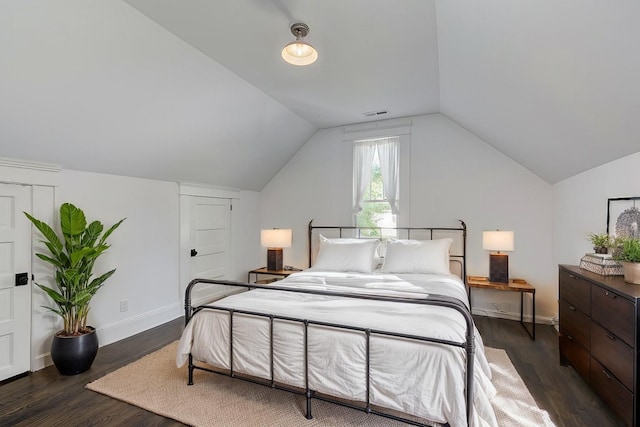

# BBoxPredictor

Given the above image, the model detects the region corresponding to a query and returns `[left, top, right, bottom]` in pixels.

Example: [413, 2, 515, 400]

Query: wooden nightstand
[248, 267, 300, 284]
[467, 276, 536, 340]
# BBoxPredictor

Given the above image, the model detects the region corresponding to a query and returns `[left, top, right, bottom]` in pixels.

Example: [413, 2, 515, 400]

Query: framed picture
[607, 197, 640, 238]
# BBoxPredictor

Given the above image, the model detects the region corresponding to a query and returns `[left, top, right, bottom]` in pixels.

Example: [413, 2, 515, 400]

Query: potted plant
[25, 203, 125, 375]
[614, 238, 640, 284]
[587, 232, 611, 254]
[608, 236, 626, 259]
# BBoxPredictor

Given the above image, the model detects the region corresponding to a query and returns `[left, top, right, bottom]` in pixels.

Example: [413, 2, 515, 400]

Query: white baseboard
[471, 307, 554, 325]
[31, 302, 183, 372]
[31, 352, 53, 372]
[97, 302, 183, 347]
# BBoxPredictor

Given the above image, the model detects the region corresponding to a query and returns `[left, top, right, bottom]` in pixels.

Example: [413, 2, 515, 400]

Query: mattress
[177, 271, 498, 427]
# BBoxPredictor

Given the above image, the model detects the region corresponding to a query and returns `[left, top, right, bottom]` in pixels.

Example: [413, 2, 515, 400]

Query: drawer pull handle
[605, 332, 616, 341]
[605, 291, 617, 299]
[602, 369, 614, 380]
[568, 305, 576, 311]
[568, 274, 577, 279]
[567, 334, 574, 341]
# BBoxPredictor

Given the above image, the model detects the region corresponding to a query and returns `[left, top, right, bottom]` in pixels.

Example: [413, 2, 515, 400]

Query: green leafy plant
[608, 236, 626, 259]
[25, 203, 125, 336]
[586, 232, 611, 249]
[614, 238, 640, 263]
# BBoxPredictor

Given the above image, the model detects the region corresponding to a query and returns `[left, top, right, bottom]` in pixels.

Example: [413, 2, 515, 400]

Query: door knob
[190, 249, 198, 257]
[15, 272, 29, 286]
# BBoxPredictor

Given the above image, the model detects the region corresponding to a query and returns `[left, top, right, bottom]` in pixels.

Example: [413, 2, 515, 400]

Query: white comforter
[177, 271, 498, 427]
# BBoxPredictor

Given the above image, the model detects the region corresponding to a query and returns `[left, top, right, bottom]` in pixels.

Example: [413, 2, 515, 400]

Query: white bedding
[177, 271, 498, 427]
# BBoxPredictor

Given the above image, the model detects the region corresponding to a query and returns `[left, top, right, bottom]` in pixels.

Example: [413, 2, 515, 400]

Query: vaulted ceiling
[1, 1, 639, 190]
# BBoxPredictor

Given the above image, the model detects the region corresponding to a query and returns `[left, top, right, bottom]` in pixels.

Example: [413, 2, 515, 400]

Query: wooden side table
[248, 267, 300, 284]
[467, 276, 536, 340]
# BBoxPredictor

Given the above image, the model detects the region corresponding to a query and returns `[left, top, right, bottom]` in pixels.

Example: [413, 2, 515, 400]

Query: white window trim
[343, 118, 412, 142]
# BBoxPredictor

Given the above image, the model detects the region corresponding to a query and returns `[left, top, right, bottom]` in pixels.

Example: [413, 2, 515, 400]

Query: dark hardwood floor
[474, 316, 624, 427]
[0, 316, 625, 426]
[0, 319, 185, 427]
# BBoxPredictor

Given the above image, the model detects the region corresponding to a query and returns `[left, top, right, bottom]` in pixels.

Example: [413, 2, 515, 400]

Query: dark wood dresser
[559, 264, 640, 426]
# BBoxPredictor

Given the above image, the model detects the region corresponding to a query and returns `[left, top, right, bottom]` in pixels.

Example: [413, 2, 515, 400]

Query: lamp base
[267, 248, 283, 271]
[489, 253, 509, 283]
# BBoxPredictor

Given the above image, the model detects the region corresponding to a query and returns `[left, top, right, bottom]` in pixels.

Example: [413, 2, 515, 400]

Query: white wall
[31, 185, 58, 370]
[260, 114, 556, 323]
[54, 171, 182, 349]
[553, 151, 640, 268]
[229, 191, 262, 281]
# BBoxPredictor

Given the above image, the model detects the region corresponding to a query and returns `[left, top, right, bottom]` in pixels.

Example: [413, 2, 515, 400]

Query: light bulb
[281, 41, 318, 66]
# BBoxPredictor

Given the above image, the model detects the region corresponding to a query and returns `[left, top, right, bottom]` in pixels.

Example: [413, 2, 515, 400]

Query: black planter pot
[50, 327, 99, 375]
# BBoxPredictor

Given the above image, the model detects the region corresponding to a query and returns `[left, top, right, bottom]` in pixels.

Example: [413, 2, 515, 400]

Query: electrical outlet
[120, 299, 128, 312]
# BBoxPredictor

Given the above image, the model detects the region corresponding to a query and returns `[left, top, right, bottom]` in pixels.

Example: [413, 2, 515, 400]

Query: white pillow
[312, 235, 379, 273]
[381, 238, 453, 274]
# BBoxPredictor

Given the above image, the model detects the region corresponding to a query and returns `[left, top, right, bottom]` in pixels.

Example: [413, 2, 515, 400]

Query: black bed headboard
[307, 220, 467, 281]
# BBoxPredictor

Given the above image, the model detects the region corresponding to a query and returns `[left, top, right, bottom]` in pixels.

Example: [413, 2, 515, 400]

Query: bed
[176, 221, 498, 427]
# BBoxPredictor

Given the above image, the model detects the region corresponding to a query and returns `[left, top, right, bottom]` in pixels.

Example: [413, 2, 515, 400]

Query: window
[353, 137, 399, 232]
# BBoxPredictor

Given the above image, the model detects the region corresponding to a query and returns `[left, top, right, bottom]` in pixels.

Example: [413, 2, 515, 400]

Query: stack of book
[579, 253, 623, 276]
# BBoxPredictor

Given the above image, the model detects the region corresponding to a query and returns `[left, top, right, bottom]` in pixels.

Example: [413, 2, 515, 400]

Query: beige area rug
[87, 342, 555, 426]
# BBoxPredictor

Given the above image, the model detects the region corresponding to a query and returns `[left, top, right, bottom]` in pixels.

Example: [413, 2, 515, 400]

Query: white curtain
[377, 137, 400, 215]
[352, 141, 376, 213]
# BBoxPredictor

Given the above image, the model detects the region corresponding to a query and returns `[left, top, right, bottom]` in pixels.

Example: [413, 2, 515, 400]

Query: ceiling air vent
[363, 110, 389, 117]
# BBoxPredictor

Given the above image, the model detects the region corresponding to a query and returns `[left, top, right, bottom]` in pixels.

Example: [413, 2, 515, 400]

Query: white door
[185, 196, 239, 306]
[0, 183, 31, 381]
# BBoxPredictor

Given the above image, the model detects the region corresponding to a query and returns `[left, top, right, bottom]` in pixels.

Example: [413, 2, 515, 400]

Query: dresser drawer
[559, 328, 590, 383]
[559, 269, 591, 314]
[591, 357, 633, 427]
[591, 285, 635, 347]
[591, 321, 634, 391]
[559, 298, 590, 349]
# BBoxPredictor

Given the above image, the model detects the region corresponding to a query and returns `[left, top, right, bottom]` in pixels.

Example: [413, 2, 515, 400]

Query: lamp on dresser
[261, 228, 292, 271]
[483, 230, 515, 283]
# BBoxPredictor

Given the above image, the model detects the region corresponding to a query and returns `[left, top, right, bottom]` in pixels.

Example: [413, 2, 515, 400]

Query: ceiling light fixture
[281, 23, 318, 66]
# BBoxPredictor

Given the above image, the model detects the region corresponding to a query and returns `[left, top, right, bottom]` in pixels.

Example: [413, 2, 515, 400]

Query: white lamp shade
[483, 230, 515, 252]
[261, 229, 292, 248]
[281, 41, 318, 66]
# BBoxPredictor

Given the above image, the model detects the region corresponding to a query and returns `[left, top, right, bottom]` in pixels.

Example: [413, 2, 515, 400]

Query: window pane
[353, 136, 399, 230]
[356, 201, 396, 231]
[369, 164, 384, 200]
[364, 151, 385, 202]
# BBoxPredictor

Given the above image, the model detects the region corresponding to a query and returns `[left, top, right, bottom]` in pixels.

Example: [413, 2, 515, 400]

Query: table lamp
[261, 229, 292, 271]
[483, 230, 514, 283]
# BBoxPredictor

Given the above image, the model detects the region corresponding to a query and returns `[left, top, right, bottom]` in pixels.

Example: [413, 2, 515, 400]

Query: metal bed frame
[185, 220, 474, 427]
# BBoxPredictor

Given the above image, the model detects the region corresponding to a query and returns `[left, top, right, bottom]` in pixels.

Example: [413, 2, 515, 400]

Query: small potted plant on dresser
[587, 232, 611, 254]
[615, 238, 640, 284]
[579, 233, 623, 275]
[25, 203, 125, 375]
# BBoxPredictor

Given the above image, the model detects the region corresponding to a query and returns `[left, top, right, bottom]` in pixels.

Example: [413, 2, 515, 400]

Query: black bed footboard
[184, 278, 476, 427]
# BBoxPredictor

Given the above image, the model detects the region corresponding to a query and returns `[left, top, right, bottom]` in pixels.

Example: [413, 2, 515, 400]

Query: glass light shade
[261, 229, 292, 248]
[281, 41, 318, 66]
[483, 230, 515, 252]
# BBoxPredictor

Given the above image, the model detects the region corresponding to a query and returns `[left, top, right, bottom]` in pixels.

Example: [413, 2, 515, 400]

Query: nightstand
[466, 276, 536, 340]
[248, 267, 300, 284]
